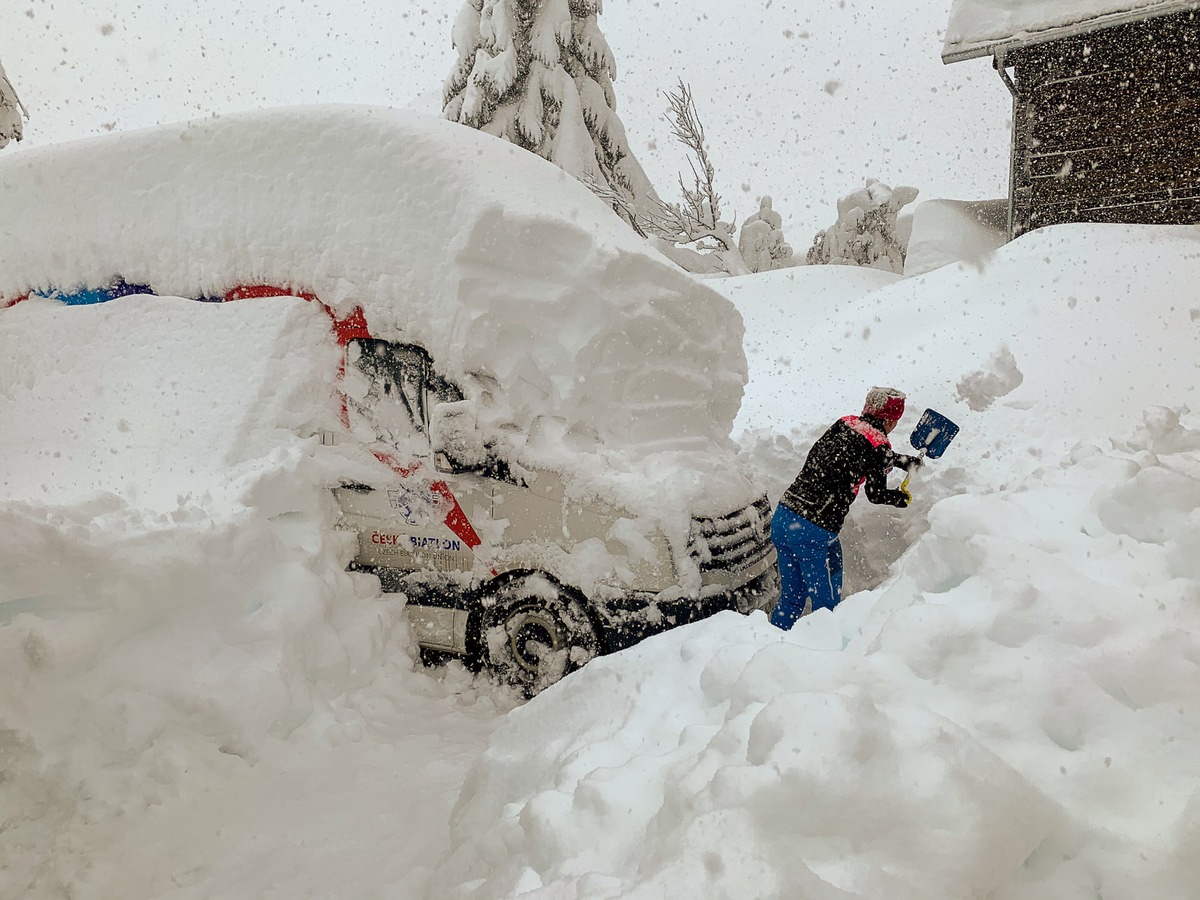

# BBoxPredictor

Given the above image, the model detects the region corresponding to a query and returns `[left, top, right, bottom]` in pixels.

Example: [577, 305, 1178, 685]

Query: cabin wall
[1009, 10, 1200, 236]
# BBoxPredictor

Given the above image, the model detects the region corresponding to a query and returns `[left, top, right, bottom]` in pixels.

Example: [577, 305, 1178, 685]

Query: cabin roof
[942, 0, 1200, 62]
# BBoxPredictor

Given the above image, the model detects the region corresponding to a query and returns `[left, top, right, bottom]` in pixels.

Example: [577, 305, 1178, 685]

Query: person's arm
[883, 448, 923, 472]
[864, 447, 911, 507]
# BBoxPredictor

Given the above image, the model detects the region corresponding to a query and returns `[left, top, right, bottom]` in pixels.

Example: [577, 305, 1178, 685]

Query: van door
[337, 339, 481, 576]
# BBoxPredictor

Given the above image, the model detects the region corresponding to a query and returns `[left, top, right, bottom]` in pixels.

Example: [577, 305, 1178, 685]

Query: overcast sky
[5, 0, 1011, 236]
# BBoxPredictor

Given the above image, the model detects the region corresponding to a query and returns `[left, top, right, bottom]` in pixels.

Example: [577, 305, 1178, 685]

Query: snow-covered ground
[4, 187, 1200, 897]
[450, 224, 1200, 898]
[3, 3, 1199, 888]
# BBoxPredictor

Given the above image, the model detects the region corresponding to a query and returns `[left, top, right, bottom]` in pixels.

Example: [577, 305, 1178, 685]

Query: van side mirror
[430, 399, 520, 484]
[430, 399, 488, 471]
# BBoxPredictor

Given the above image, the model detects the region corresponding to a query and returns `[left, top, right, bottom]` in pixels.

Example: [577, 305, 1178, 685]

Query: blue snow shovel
[901, 408, 960, 492]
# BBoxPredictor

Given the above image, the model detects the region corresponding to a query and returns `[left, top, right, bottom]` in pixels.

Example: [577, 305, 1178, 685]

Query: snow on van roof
[0, 105, 747, 469]
[942, 0, 1198, 61]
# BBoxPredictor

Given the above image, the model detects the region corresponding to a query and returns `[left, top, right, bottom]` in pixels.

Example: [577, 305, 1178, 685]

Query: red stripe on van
[430, 481, 483, 549]
[224, 284, 370, 346]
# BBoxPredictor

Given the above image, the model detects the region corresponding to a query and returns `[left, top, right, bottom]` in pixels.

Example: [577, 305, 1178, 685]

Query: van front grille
[686, 495, 773, 572]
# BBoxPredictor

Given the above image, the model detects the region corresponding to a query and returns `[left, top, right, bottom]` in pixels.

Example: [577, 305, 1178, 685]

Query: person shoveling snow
[770, 386, 923, 628]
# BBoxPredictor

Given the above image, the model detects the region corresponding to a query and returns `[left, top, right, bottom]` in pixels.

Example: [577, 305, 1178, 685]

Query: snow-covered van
[0, 106, 778, 692]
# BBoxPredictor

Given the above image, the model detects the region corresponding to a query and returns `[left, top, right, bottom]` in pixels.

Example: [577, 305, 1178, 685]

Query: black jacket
[779, 414, 915, 533]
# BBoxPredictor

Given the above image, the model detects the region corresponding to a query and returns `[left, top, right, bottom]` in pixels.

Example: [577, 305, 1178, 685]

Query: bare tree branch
[663, 79, 723, 231]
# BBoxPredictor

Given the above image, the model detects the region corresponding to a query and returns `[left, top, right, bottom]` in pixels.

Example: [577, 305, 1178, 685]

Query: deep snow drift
[439, 409, 1200, 899]
[0, 105, 746, 462]
[3, 178, 1200, 897]
[0, 106, 767, 594]
[441, 224, 1200, 898]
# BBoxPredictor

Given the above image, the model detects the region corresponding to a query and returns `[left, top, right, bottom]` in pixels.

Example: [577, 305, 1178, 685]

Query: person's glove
[902, 454, 924, 471]
[899, 482, 913, 507]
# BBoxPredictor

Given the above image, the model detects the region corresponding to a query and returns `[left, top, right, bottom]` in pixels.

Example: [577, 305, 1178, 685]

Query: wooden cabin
[942, 0, 1200, 238]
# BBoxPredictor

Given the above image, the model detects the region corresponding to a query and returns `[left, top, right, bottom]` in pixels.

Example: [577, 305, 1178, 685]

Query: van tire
[477, 573, 600, 697]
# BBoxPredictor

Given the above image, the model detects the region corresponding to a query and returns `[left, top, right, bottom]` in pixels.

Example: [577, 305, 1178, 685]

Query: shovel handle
[900, 448, 927, 491]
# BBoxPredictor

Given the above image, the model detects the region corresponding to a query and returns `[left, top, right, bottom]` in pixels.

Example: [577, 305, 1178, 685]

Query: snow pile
[0, 295, 507, 897]
[723, 223, 1200, 443]
[0, 296, 339, 510]
[434, 408, 1200, 900]
[434, 224, 1200, 897]
[943, 0, 1181, 59]
[903, 198, 1007, 277]
[0, 105, 746, 460]
[713, 265, 903, 434]
[727, 222, 1200, 593]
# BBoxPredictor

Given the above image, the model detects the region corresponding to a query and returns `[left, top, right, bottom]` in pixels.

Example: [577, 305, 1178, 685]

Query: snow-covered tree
[739, 196, 794, 273]
[621, 80, 750, 276]
[806, 179, 918, 274]
[0, 60, 27, 149]
[443, 0, 658, 221]
[627, 83, 793, 277]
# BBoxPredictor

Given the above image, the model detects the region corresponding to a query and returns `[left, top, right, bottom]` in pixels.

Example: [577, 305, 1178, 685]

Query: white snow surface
[452, 224, 1200, 899]
[0, 105, 754, 529]
[903, 198, 1008, 277]
[4, 176, 1200, 899]
[943, 0, 1196, 59]
[0, 296, 340, 511]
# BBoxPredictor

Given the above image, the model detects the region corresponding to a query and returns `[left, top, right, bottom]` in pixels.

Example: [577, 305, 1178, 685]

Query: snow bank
[903, 198, 1008, 276]
[943, 0, 1186, 59]
[0, 295, 508, 897]
[0, 295, 339, 511]
[435, 407, 1200, 899]
[725, 223, 1200, 446]
[729, 222, 1200, 593]
[434, 224, 1200, 897]
[711, 265, 903, 434]
[0, 105, 747, 461]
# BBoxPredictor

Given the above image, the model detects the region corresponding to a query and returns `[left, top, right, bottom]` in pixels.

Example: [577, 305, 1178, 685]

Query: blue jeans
[769, 504, 843, 629]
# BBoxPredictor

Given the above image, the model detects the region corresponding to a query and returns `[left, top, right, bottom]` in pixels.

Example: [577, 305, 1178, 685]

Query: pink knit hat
[863, 386, 906, 423]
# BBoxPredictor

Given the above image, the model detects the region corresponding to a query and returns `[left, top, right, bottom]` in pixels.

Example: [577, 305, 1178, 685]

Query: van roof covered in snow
[0, 105, 747, 458]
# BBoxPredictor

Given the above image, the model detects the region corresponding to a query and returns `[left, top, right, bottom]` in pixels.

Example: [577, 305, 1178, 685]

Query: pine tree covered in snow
[0, 60, 27, 149]
[806, 178, 918, 274]
[443, 0, 657, 219]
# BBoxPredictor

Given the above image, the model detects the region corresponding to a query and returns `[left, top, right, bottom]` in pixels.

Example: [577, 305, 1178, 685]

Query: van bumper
[363, 549, 781, 659]
[594, 550, 780, 654]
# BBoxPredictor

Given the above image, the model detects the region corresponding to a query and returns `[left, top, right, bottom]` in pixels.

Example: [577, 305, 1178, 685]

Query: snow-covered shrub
[443, 0, 657, 222]
[0, 60, 26, 149]
[807, 178, 918, 274]
[738, 195, 794, 272]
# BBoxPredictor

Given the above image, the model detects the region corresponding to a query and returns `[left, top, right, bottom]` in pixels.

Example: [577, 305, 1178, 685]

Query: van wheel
[478, 574, 600, 697]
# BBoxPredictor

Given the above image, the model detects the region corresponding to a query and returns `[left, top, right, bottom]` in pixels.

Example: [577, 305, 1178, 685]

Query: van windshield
[348, 339, 429, 444]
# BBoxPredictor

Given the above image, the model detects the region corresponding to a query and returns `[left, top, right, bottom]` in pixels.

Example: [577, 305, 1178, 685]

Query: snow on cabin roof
[942, 0, 1200, 62]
